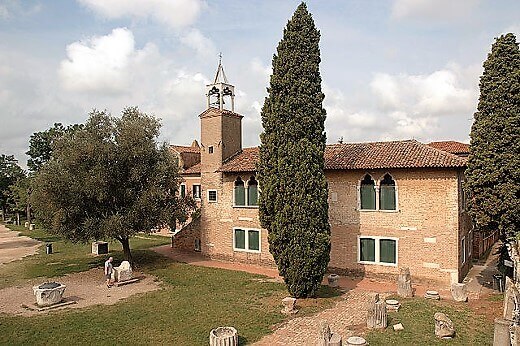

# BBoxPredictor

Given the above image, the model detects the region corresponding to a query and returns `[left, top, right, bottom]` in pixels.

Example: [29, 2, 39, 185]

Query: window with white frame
[207, 189, 218, 203]
[379, 174, 396, 210]
[359, 236, 398, 265]
[233, 228, 261, 252]
[233, 176, 259, 207]
[360, 174, 376, 210]
[193, 184, 201, 200]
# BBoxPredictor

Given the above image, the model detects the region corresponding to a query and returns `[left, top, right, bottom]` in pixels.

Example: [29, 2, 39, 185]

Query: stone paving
[254, 290, 384, 346]
[0, 224, 40, 265]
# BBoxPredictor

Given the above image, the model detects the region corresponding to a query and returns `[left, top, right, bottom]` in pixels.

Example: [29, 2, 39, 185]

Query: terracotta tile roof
[171, 145, 200, 154]
[219, 140, 466, 173]
[183, 162, 201, 174]
[428, 141, 470, 156]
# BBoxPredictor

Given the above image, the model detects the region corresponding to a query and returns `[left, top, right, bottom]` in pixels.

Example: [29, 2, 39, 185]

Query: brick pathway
[254, 290, 383, 346]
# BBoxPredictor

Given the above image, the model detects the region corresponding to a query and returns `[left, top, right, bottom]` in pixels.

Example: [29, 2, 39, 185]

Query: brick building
[172, 63, 474, 286]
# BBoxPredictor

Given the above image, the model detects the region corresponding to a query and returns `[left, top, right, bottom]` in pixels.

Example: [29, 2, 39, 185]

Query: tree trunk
[16, 212, 20, 226]
[1, 206, 5, 221]
[26, 204, 31, 224]
[120, 237, 134, 267]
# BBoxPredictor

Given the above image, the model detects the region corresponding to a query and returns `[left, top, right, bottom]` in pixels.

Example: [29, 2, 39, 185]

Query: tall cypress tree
[257, 2, 330, 298]
[465, 33, 520, 240]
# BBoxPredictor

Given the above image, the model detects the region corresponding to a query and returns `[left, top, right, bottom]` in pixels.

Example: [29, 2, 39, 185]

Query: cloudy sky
[1, 0, 519, 167]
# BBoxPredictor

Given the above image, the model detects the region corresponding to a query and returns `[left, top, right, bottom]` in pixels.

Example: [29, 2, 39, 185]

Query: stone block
[397, 267, 413, 298]
[328, 274, 340, 288]
[425, 290, 440, 300]
[451, 283, 468, 302]
[346, 336, 367, 345]
[91, 241, 108, 255]
[493, 318, 511, 346]
[434, 312, 455, 338]
[281, 297, 297, 314]
[393, 323, 404, 331]
[33, 282, 66, 307]
[113, 261, 133, 282]
[317, 320, 331, 346]
[209, 326, 238, 346]
[329, 333, 342, 346]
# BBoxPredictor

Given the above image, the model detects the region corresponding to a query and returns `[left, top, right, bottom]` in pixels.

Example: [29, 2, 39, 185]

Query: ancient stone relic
[327, 274, 339, 287]
[113, 260, 133, 282]
[33, 282, 66, 307]
[367, 298, 387, 329]
[450, 283, 468, 302]
[346, 336, 367, 345]
[434, 312, 455, 338]
[281, 297, 298, 314]
[317, 320, 331, 346]
[209, 327, 238, 346]
[91, 241, 109, 255]
[393, 323, 404, 331]
[397, 267, 413, 298]
[385, 299, 401, 312]
[425, 290, 440, 300]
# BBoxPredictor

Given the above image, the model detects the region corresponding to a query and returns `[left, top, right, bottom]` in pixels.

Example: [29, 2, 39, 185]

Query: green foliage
[0, 154, 25, 215]
[7, 176, 30, 214]
[30, 107, 195, 263]
[257, 2, 330, 298]
[26, 122, 83, 172]
[465, 33, 520, 240]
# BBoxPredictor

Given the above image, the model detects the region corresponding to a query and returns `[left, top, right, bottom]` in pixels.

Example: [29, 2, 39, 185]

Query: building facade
[172, 64, 474, 286]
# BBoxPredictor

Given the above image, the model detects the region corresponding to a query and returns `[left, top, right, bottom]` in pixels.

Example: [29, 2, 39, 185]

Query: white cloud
[79, 0, 203, 29]
[179, 28, 217, 60]
[0, 0, 41, 19]
[391, 0, 480, 21]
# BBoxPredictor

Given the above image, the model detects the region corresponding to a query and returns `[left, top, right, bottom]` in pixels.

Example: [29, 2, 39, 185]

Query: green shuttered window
[360, 175, 376, 210]
[380, 174, 396, 210]
[379, 239, 396, 264]
[359, 237, 397, 265]
[234, 177, 245, 206]
[234, 228, 261, 252]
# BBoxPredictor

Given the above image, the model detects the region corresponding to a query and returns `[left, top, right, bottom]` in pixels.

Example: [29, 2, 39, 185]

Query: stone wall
[172, 215, 201, 252]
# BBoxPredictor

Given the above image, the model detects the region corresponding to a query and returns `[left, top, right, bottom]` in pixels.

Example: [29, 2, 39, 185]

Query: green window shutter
[180, 185, 186, 198]
[235, 229, 245, 249]
[247, 186, 258, 206]
[234, 186, 245, 206]
[360, 238, 375, 262]
[361, 185, 376, 210]
[380, 186, 396, 210]
[379, 239, 396, 264]
[248, 230, 260, 251]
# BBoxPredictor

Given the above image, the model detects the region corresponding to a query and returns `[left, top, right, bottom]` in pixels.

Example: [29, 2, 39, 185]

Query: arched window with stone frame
[234, 177, 245, 206]
[379, 173, 397, 211]
[360, 174, 376, 210]
[247, 176, 259, 206]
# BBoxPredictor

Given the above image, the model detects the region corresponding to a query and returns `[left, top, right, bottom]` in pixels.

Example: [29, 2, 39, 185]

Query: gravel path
[0, 224, 40, 265]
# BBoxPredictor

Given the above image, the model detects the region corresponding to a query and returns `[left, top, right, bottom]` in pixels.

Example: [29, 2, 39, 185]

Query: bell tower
[205, 54, 235, 112]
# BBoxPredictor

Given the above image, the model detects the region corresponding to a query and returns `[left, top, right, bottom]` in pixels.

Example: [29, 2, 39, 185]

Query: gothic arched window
[247, 176, 259, 206]
[360, 174, 376, 210]
[234, 177, 245, 206]
[380, 174, 396, 210]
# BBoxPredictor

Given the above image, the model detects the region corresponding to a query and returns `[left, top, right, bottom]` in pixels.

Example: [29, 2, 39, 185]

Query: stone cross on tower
[206, 55, 235, 112]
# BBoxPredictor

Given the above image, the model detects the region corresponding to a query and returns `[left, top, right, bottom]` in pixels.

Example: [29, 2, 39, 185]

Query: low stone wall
[171, 216, 201, 252]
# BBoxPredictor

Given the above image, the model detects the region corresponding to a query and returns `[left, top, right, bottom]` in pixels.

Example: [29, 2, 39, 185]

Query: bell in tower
[206, 54, 235, 112]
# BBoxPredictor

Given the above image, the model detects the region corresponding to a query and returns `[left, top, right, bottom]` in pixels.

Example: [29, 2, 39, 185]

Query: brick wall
[199, 167, 468, 286]
[172, 215, 201, 252]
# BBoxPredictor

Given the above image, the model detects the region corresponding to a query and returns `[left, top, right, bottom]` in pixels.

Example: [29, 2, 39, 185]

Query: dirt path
[0, 267, 161, 316]
[0, 224, 40, 265]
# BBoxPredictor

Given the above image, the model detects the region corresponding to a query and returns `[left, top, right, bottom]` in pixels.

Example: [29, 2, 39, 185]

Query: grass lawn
[0, 224, 171, 289]
[365, 296, 494, 345]
[0, 224, 341, 345]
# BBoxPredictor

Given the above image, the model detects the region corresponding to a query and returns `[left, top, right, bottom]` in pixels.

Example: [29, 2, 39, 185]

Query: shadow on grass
[315, 284, 343, 298]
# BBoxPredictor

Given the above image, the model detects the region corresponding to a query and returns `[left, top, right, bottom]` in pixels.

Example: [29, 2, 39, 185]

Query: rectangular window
[360, 185, 376, 210]
[208, 146, 214, 154]
[208, 190, 217, 203]
[379, 239, 397, 264]
[180, 184, 186, 198]
[380, 186, 396, 210]
[193, 184, 201, 199]
[359, 236, 398, 266]
[247, 186, 258, 206]
[360, 238, 376, 262]
[233, 228, 261, 253]
[234, 186, 245, 206]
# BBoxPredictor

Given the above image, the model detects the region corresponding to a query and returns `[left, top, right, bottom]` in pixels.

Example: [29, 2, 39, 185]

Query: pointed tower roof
[213, 54, 228, 84]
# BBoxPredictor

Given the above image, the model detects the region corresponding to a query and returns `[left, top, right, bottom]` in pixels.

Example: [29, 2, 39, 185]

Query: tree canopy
[0, 155, 25, 219]
[31, 107, 195, 264]
[465, 33, 520, 240]
[257, 2, 330, 298]
[26, 122, 83, 172]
